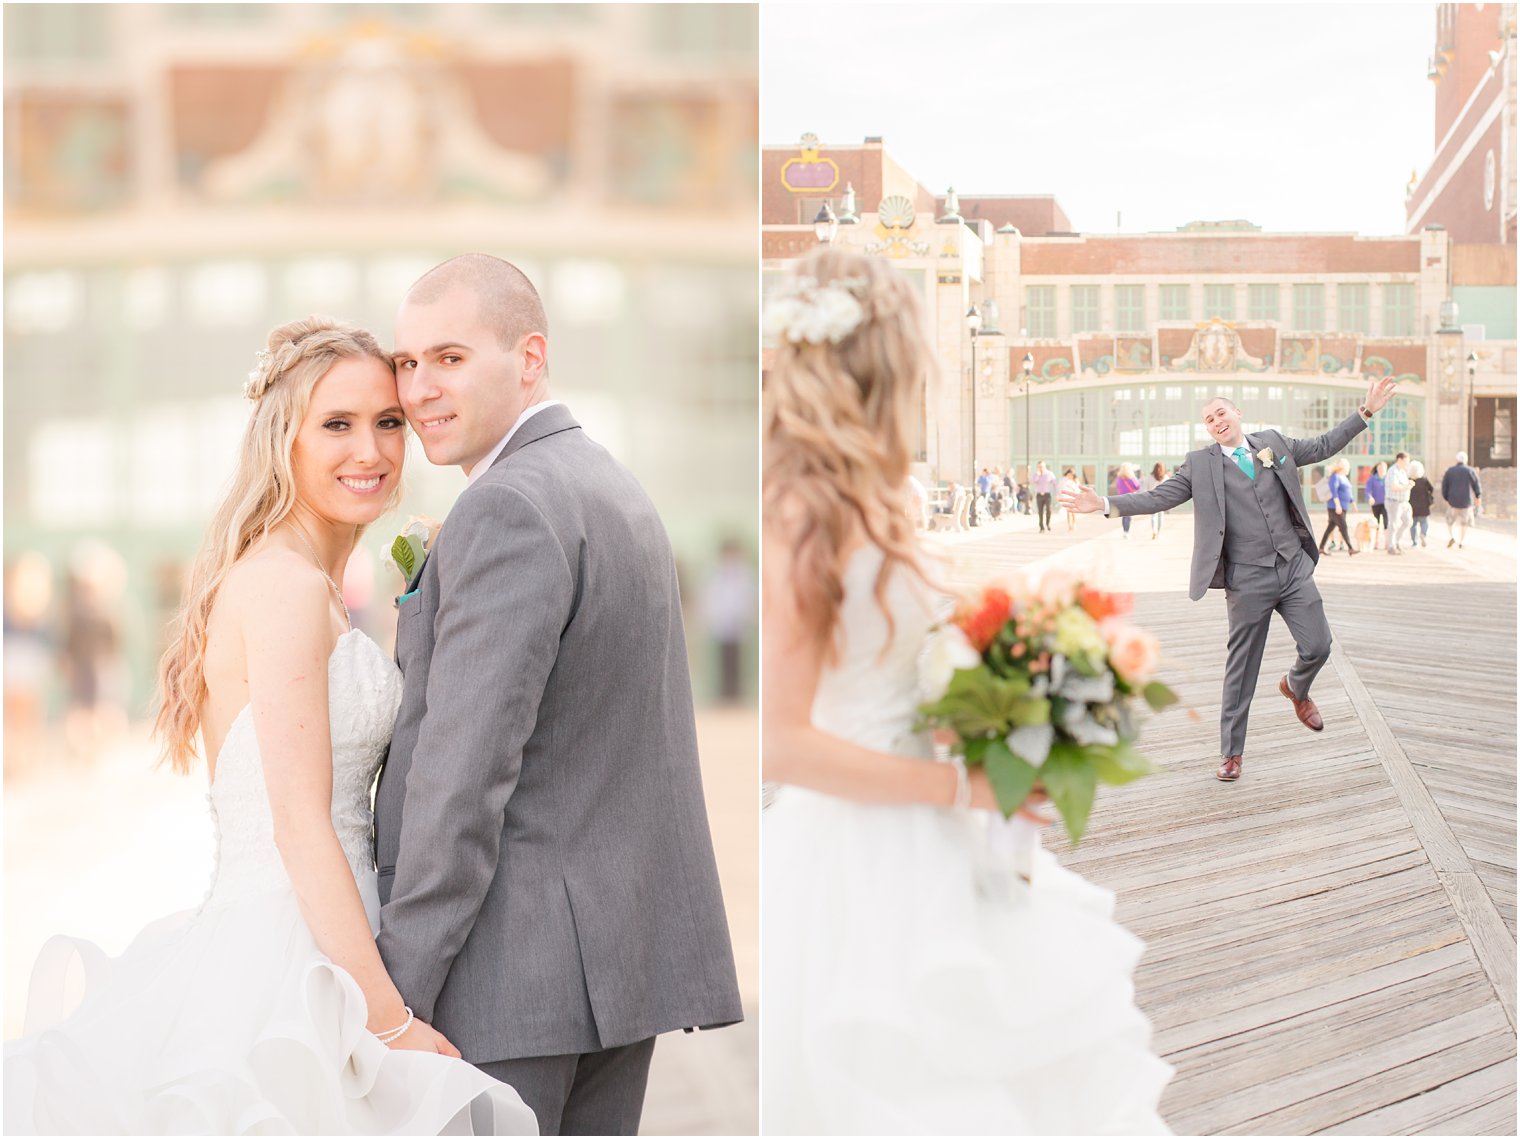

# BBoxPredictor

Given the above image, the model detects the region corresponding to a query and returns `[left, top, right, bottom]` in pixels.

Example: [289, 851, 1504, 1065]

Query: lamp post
[1021, 352, 1035, 488]
[1467, 351, 1478, 460]
[813, 201, 838, 245]
[966, 305, 982, 524]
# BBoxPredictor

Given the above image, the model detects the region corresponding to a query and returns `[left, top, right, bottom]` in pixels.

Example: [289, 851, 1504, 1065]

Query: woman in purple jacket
[1319, 457, 1359, 556]
[1113, 463, 1142, 538]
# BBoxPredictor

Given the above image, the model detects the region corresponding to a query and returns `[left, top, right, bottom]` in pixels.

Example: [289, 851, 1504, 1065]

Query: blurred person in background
[3, 551, 55, 779]
[1408, 460, 1435, 548]
[5, 317, 539, 1135]
[1059, 467, 1081, 531]
[1142, 463, 1168, 539]
[1383, 452, 1413, 556]
[1112, 463, 1141, 538]
[60, 541, 130, 764]
[702, 537, 757, 704]
[1365, 461, 1387, 549]
[1031, 461, 1056, 531]
[1440, 450, 1483, 549]
[1318, 457, 1359, 557]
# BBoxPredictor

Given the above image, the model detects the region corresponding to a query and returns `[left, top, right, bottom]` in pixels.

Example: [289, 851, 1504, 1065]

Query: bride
[761, 249, 1173, 1135]
[4, 318, 536, 1134]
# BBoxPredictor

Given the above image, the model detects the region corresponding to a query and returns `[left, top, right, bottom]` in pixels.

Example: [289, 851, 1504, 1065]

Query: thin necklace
[290, 525, 352, 631]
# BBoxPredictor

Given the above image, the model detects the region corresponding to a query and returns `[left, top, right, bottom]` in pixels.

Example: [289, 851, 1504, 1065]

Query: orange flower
[1080, 587, 1133, 623]
[956, 586, 1013, 653]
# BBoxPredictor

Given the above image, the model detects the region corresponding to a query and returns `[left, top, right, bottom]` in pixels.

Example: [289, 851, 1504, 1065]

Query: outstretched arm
[1061, 458, 1196, 517]
[377, 484, 573, 1024]
[1284, 376, 1395, 466]
[235, 558, 458, 1055]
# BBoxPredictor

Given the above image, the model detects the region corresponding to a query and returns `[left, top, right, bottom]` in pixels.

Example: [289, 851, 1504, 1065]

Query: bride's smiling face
[290, 356, 407, 527]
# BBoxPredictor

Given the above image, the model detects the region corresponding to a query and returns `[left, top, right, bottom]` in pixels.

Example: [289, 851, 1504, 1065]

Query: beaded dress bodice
[200, 629, 402, 920]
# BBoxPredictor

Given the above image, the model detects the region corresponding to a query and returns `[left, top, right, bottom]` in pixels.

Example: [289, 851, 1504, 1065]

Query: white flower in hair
[764, 276, 867, 346]
[243, 349, 274, 400]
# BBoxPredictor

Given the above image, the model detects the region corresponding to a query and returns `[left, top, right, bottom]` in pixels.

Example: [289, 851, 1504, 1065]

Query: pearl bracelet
[375, 1006, 414, 1044]
[949, 756, 971, 811]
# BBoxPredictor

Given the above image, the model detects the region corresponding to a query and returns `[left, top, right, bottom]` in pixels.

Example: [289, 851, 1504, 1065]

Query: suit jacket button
[1219, 529, 1225, 535]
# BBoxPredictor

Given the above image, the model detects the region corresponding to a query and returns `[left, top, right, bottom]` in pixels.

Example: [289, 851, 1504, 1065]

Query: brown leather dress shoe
[1280, 675, 1324, 731]
[1216, 755, 1243, 781]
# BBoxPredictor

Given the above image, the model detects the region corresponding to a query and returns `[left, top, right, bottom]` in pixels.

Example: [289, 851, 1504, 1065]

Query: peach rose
[1103, 619, 1161, 685]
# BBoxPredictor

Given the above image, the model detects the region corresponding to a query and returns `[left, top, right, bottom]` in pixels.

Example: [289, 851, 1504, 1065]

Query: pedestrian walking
[1384, 452, 1413, 555]
[1318, 457, 1359, 556]
[1440, 450, 1483, 549]
[1365, 462, 1387, 548]
[1113, 464, 1141, 538]
[1031, 461, 1056, 532]
[1059, 468, 1081, 532]
[1142, 463, 1169, 539]
[1409, 460, 1434, 548]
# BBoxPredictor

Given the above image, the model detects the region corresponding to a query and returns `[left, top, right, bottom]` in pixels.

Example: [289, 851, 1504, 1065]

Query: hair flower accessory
[1256, 446, 1276, 469]
[243, 349, 274, 400]
[764, 275, 868, 346]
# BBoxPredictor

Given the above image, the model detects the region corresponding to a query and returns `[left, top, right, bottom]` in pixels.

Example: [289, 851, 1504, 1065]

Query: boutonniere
[386, 516, 441, 604]
[1256, 446, 1276, 469]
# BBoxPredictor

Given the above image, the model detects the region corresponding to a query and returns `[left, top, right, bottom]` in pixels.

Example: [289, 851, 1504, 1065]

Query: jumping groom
[374, 254, 743, 1134]
[1060, 375, 1399, 782]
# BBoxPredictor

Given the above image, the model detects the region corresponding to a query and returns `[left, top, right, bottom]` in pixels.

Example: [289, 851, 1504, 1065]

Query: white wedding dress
[4, 629, 538, 1135]
[762, 546, 1173, 1135]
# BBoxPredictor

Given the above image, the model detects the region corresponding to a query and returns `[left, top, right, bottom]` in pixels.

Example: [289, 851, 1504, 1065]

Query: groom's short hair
[405, 253, 548, 350]
[1201, 395, 1238, 412]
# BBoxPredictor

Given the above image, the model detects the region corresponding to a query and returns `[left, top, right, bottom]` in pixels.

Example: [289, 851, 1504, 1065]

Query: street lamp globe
[965, 304, 982, 334]
[1022, 351, 1034, 377]
[813, 202, 838, 245]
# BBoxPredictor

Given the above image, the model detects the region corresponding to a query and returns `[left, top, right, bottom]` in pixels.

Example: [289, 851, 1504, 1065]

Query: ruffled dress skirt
[762, 785, 1173, 1136]
[4, 886, 537, 1135]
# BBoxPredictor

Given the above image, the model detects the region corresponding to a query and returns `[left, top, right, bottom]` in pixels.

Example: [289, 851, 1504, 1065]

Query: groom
[1061, 375, 1399, 782]
[374, 254, 743, 1135]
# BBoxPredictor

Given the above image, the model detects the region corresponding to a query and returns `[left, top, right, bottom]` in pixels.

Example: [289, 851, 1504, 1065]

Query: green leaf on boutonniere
[391, 534, 419, 581]
[1042, 744, 1098, 845]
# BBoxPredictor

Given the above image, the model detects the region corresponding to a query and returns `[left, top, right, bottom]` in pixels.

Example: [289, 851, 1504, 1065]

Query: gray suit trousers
[477, 1038, 656, 1136]
[1220, 550, 1333, 757]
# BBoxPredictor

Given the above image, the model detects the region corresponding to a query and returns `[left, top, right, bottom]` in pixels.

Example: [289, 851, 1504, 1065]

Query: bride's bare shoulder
[213, 545, 330, 639]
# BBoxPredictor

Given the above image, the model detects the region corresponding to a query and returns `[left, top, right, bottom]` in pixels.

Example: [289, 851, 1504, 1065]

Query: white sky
[762, 3, 1438, 236]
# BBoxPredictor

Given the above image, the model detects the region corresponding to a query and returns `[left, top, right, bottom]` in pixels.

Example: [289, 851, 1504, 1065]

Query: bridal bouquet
[918, 571, 1178, 845]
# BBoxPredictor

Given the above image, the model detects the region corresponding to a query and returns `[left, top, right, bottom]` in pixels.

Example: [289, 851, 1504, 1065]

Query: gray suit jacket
[374, 405, 743, 1063]
[1109, 411, 1369, 600]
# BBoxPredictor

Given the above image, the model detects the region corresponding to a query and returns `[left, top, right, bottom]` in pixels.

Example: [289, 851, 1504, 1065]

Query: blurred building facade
[763, 9, 1516, 510]
[4, 3, 759, 713]
[1410, 3, 1519, 511]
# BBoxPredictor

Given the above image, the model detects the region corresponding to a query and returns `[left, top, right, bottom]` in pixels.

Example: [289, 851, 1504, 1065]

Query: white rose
[919, 623, 981, 702]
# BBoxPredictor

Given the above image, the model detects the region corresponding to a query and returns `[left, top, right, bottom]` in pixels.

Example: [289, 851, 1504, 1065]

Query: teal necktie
[1231, 446, 1255, 480]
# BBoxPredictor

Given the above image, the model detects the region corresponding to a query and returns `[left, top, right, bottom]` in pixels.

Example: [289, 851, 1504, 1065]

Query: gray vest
[1220, 449, 1304, 567]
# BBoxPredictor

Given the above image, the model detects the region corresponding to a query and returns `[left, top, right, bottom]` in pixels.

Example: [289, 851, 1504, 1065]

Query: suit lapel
[1208, 442, 1227, 517]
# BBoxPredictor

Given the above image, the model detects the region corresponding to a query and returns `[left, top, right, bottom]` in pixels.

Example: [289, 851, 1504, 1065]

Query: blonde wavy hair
[764, 247, 935, 656]
[154, 317, 398, 772]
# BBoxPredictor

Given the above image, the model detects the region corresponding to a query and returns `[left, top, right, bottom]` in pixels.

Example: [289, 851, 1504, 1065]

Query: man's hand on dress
[1364, 374, 1398, 414]
[1059, 484, 1105, 514]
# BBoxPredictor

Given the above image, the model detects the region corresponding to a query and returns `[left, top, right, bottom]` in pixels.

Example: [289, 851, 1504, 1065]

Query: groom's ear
[519, 331, 548, 384]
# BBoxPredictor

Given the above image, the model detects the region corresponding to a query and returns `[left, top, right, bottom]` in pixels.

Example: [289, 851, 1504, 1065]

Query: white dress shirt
[466, 400, 563, 487]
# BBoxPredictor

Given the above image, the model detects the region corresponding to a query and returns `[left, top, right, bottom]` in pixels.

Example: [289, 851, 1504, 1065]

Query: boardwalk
[930, 509, 1517, 1135]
